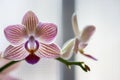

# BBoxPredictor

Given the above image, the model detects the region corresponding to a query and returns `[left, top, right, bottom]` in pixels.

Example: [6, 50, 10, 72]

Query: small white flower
[61, 13, 97, 60]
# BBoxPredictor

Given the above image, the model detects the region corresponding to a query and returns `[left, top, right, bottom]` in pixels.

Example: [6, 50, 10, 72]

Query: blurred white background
[75, 0, 120, 80]
[0, 0, 62, 80]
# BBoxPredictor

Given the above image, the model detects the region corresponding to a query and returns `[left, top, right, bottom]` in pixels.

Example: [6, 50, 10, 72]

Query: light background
[75, 0, 120, 80]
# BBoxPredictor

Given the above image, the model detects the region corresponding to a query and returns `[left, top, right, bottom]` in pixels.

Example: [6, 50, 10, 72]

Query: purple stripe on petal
[4, 44, 29, 61]
[83, 53, 97, 61]
[35, 23, 57, 43]
[35, 43, 60, 58]
[4, 25, 26, 45]
[22, 11, 39, 34]
[25, 54, 40, 64]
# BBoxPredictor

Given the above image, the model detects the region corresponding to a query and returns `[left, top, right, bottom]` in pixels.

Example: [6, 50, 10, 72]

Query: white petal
[73, 38, 80, 53]
[72, 13, 80, 36]
[80, 25, 96, 43]
[61, 39, 74, 60]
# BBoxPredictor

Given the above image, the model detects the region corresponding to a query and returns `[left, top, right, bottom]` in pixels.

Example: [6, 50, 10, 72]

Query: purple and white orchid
[3, 11, 61, 64]
[61, 13, 97, 60]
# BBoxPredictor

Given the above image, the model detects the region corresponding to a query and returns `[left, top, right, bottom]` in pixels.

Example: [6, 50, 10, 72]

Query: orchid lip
[25, 53, 40, 64]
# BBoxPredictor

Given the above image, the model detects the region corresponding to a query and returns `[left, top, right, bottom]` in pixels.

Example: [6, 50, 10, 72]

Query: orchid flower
[3, 11, 61, 64]
[0, 53, 20, 80]
[61, 13, 97, 60]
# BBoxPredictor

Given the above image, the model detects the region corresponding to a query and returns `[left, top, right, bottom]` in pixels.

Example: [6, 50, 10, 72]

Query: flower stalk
[56, 57, 90, 72]
[0, 61, 19, 72]
[0, 57, 90, 73]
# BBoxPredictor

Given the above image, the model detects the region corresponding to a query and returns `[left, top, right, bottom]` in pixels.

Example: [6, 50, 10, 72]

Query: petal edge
[36, 43, 60, 58]
[4, 44, 29, 61]
[80, 25, 96, 43]
[61, 39, 74, 60]
[4, 25, 26, 45]
[36, 23, 57, 43]
[22, 11, 39, 34]
[72, 13, 80, 36]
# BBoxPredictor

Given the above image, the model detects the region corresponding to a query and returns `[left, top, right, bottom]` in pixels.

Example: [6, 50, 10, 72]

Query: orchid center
[25, 36, 39, 54]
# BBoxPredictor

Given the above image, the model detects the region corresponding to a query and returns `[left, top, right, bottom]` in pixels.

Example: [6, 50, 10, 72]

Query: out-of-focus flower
[3, 11, 61, 64]
[61, 13, 97, 60]
[0, 53, 20, 80]
[0, 75, 19, 80]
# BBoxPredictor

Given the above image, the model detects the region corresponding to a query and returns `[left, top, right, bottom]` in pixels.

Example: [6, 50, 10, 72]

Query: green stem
[56, 57, 88, 72]
[0, 58, 89, 73]
[0, 61, 19, 72]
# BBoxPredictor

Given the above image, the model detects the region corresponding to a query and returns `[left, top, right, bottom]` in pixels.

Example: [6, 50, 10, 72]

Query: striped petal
[72, 13, 80, 36]
[22, 11, 39, 34]
[80, 25, 96, 43]
[35, 43, 60, 58]
[3, 44, 29, 61]
[35, 23, 57, 43]
[4, 25, 26, 45]
[61, 39, 74, 60]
